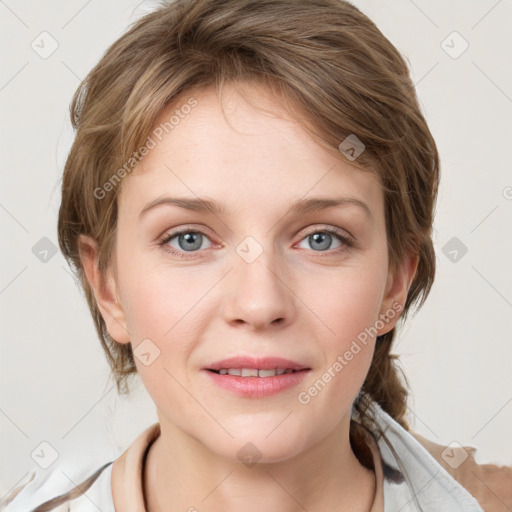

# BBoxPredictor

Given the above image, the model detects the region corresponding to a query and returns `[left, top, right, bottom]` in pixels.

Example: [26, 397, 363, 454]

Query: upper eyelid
[159, 225, 216, 244]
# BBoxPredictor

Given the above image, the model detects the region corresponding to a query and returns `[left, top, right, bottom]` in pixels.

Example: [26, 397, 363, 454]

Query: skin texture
[80, 83, 418, 512]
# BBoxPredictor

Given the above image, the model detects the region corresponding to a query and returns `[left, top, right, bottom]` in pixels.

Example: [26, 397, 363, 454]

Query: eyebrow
[139, 195, 372, 219]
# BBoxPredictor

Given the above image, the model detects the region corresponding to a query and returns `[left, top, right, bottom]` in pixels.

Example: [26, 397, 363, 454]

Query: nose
[222, 242, 296, 331]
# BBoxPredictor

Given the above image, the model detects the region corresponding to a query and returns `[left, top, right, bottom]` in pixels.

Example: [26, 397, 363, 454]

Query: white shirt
[1, 397, 485, 511]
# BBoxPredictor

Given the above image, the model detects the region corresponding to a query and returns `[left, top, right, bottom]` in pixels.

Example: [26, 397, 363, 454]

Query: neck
[143, 417, 376, 512]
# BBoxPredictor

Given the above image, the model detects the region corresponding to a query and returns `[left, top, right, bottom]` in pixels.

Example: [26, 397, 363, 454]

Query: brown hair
[58, 0, 438, 432]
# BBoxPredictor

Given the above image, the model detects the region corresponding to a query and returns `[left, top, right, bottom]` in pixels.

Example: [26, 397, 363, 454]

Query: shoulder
[0, 460, 114, 512]
[359, 396, 486, 511]
[411, 432, 512, 512]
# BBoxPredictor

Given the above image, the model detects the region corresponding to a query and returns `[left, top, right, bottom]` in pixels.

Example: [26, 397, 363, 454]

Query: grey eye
[297, 232, 342, 252]
[168, 231, 211, 252]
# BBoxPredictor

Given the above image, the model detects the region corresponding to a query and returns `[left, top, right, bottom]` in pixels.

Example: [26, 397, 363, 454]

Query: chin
[205, 419, 312, 465]
[218, 437, 307, 466]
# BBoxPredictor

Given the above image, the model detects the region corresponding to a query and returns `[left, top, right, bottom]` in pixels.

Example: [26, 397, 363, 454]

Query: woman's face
[87, 83, 413, 462]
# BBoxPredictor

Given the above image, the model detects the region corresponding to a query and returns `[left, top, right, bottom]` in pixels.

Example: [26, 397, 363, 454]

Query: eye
[159, 228, 213, 259]
[296, 226, 354, 254]
[158, 225, 354, 260]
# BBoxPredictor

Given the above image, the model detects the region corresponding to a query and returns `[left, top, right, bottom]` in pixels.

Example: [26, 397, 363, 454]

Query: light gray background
[1, 0, 511, 498]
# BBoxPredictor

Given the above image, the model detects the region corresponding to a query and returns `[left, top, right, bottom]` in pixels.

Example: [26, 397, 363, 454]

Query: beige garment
[3, 422, 510, 511]
[411, 432, 512, 512]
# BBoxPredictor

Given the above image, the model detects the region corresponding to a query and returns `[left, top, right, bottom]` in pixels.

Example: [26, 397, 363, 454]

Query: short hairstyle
[58, 0, 439, 436]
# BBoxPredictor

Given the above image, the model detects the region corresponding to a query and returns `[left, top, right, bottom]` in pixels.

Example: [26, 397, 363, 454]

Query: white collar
[357, 397, 484, 511]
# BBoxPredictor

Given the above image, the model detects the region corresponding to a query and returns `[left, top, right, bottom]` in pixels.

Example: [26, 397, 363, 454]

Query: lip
[202, 355, 311, 398]
[204, 356, 309, 371]
[203, 368, 310, 398]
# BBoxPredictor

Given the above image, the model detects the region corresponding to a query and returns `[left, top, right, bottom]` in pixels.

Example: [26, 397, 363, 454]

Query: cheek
[296, 265, 385, 403]
[118, 268, 204, 410]
[301, 263, 386, 347]
[118, 256, 205, 338]
[116, 259, 220, 385]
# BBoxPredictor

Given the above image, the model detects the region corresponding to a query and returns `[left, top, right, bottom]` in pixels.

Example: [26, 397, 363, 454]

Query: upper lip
[205, 356, 310, 371]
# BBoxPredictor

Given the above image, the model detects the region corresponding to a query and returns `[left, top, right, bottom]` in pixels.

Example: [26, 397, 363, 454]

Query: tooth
[258, 369, 277, 377]
[220, 368, 296, 377]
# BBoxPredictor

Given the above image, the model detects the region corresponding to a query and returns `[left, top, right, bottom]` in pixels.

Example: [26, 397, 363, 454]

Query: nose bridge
[223, 234, 296, 329]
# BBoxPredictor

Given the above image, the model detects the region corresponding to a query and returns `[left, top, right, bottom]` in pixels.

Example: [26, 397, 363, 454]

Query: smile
[204, 368, 310, 397]
[208, 368, 299, 377]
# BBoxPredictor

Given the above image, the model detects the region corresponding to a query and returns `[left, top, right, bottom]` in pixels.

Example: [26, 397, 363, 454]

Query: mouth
[206, 368, 306, 377]
[204, 355, 310, 374]
[203, 356, 311, 397]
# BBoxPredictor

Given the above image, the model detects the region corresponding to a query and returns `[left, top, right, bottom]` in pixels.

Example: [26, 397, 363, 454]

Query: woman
[2, 1, 510, 511]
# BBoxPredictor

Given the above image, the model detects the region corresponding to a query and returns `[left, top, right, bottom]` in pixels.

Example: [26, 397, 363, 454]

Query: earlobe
[78, 235, 130, 344]
[377, 251, 419, 336]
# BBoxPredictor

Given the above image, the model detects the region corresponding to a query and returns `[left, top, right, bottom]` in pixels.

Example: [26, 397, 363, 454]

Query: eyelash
[158, 225, 355, 260]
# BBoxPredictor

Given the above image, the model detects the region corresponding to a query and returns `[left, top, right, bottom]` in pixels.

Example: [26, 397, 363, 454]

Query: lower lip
[203, 369, 310, 398]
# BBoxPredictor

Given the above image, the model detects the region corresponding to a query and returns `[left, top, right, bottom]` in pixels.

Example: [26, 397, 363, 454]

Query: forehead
[118, 83, 383, 219]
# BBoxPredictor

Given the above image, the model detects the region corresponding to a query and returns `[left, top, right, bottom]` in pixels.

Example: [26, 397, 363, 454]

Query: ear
[377, 251, 419, 336]
[78, 234, 130, 344]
